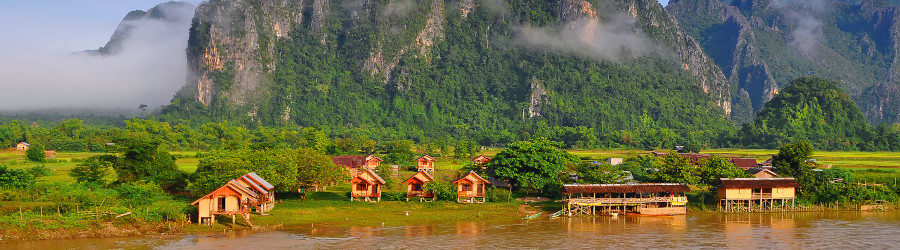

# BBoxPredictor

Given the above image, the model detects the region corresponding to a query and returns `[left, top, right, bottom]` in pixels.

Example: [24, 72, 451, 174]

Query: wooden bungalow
[415, 155, 437, 174]
[332, 155, 383, 177]
[402, 170, 435, 202]
[560, 183, 689, 216]
[191, 180, 259, 226]
[718, 178, 799, 212]
[453, 171, 488, 203]
[15, 142, 29, 151]
[472, 155, 491, 165]
[745, 168, 779, 178]
[234, 172, 276, 213]
[350, 168, 386, 202]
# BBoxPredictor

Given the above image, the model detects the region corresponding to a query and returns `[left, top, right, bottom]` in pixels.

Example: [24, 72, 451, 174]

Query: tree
[773, 141, 816, 185]
[649, 151, 699, 185]
[485, 138, 579, 193]
[70, 156, 110, 184]
[576, 162, 623, 184]
[112, 132, 186, 192]
[25, 143, 45, 162]
[696, 156, 749, 187]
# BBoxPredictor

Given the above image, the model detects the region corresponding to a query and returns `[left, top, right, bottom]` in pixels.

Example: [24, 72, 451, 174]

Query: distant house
[191, 180, 260, 226]
[402, 170, 434, 202]
[16, 142, 30, 151]
[350, 168, 386, 202]
[472, 155, 491, 165]
[454, 171, 488, 203]
[718, 178, 799, 212]
[44, 150, 57, 159]
[607, 158, 623, 166]
[415, 154, 437, 175]
[332, 155, 383, 177]
[729, 158, 760, 170]
[745, 168, 779, 178]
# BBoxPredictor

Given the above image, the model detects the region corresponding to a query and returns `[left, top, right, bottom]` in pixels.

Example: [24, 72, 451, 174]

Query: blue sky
[0, 0, 202, 53]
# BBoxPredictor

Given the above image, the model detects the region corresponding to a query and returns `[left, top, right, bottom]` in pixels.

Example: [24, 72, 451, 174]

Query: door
[217, 197, 226, 211]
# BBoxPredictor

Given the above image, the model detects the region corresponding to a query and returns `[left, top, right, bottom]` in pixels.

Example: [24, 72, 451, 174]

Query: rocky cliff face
[668, 0, 900, 124]
[176, 0, 736, 125]
[184, 0, 304, 109]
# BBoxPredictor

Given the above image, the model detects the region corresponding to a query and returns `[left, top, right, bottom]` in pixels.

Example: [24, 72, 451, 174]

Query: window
[462, 184, 472, 191]
[412, 183, 423, 191]
[356, 184, 368, 191]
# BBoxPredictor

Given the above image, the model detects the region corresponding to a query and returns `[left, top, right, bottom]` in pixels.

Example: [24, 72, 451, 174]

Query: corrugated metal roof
[240, 176, 268, 194]
[561, 183, 690, 194]
[719, 178, 799, 189]
[245, 172, 274, 190]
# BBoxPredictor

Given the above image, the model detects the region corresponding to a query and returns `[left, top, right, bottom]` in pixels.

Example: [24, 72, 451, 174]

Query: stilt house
[332, 155, 383, 177]
[561, 183, 689, 216]
[718, 178, 799, 212]
[402, 170, 435, 202]
[191, 180, 259, 226]
[350, 168, 386, 202]
[454, 171, 488, 203]
[415, 155, 436, 175]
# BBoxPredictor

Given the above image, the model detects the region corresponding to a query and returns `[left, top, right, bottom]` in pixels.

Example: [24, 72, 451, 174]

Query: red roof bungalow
[729, 158, 760, 170]
[191, 180, 259, 226]
[416, 154, 437, 174]
[472, 155, 491, 165]
[454, 171, 488, 203]
[350, 168, 386, 202]
[403, 170, 435, 202]
[332, 155, 383, 177]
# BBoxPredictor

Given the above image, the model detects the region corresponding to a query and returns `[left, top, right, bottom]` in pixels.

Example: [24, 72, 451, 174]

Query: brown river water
[4, 211, 900, 249]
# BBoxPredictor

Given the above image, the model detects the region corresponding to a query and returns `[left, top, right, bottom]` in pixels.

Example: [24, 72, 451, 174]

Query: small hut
[415, 155, 437, 175]
[350, 168, 386, 202]
[402, 170, 435, 202]
[453, 171, 488, 203]
[16, 142, 29, 151]
[745, 168, 779, 178]
[718, 178, 799, 212]
[472, 155, 491, 165]
[234, 172, 276, 213]
[332, 155, 383, 177]
[191, 180, 259, 226]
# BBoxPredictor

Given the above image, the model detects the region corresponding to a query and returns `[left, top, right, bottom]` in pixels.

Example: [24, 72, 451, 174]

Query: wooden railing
[458, 191, 484, 198]
[752, 193, 773, 199]
[352, 191, 380, 197]
[407, 191, 433, 197]
[569, 197, 687, 204]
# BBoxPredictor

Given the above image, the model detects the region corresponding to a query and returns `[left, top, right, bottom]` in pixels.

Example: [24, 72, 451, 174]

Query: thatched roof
[561, 183, 690, 194]
[719, 178, 799, 189]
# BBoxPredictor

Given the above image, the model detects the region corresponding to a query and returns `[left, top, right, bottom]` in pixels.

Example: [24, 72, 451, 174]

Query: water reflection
[4, 212, 900, 249]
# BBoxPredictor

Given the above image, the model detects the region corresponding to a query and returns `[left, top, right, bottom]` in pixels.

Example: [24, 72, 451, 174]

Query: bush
[116, 181, 170, 207]
[0, 165, 35, 189]
[384, 191, 406, 201]
[27, 164, 54, 178]
[485, 187, 512, 202]
[425, 181, 456, 201]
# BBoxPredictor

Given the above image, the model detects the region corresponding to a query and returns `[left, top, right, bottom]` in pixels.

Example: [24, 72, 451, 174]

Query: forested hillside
[160, 0, 737, 149]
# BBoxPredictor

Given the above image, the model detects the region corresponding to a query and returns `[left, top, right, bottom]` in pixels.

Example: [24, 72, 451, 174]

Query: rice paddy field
[1, 148, 898, 184]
